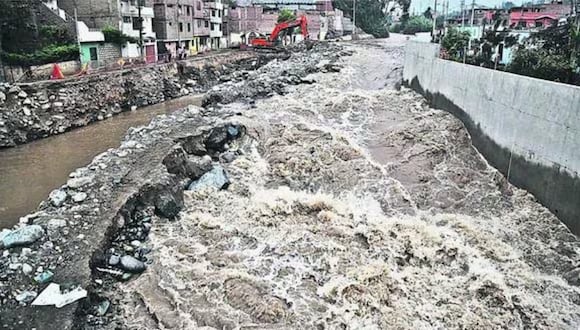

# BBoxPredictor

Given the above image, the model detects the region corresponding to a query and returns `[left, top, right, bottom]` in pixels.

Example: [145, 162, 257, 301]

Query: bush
[402, 16, 432, 34]
[102, 26, 137, 45]
[1, 44, 79, 66]
[508, 47, 575, 83]
[441, 27, 470, 60]
[390, 23, 403, 33]
[278, 9, 296, 23]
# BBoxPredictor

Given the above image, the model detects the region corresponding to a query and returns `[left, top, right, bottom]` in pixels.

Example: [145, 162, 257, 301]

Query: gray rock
[22, 107, 31, 116]
[22, 98, 32, 105]
[22, 263, 33, 275]
[2, 225, 44, 248]
[47, 218, 67, 230]
[18, 91, 28, 98]
[108, 255, 120, 266]
[15, 291, 37, 304]
[49, 189, 67, 207]
[67, 176, 93, 189]
[0, 91, 6, 103]
[52, 101, 63, 107]
[119, 255, 146, 273]
[8, 86, 21, 94]
[72, 192, 88, 203]
[41, 103, 51, 110]
[154, 193, 182, 219]
[188, 155, 213, 179]
[220, 151, 237, 163]
[188, 165, 230, 192]
[186, 79, 197, 86]
[34, 270, 54, 284]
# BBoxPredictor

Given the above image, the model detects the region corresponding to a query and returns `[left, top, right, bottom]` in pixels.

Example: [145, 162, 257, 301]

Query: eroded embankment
[0, 51, 260, 148]
[0, 42, 347, 330]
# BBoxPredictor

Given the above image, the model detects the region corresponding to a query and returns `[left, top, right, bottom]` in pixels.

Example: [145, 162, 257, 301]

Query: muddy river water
[113, 37, 580, 329]
[0, 94, 203, 227]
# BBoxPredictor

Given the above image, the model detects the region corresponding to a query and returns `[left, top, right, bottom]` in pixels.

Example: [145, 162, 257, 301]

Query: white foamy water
[115, 37, 580, 329]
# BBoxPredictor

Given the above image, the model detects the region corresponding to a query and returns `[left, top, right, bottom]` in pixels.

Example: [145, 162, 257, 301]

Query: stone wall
[0, 51, 257, 148]
[403, 40, 580, 234]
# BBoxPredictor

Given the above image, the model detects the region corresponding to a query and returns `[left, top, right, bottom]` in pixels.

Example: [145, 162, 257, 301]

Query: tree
[508, 22, 580, 85]
[332, 0, 390, 38]
[423, 7, 433, 20]
[402, 16, 432, 34]
[441, 27, 470, 60]
[277, 9, 296, 23]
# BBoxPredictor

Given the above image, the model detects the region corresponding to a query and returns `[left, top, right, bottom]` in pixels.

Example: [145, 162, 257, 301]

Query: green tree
[333, 0, 390, 38]
[102, 26, 137, 45]
[277, 9, 296, 23]
[508, 22, 579, 85]
[402, 16, 432, 34]
[441, 27, 470, 60]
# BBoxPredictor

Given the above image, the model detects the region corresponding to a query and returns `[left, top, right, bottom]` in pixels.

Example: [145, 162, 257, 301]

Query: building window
[212, 9, 216, 17]
[169, 22, 173, 26]
[197, 1, 201, 11]
[133, 17, 142, 30]
[188, 23, 191, 32]
[187, 6, 191, 15]
[211, 23, 215, 30]
[179, 22, 183, 32]
[89, 47, 98, 61]
[123, 16, 131, 23]
[197, 20, 201, 27]
[218, 10, 221, 18]
[218, 24, 221, 31]
[204, 20, 209, 28]
[168, 4, 173, 8]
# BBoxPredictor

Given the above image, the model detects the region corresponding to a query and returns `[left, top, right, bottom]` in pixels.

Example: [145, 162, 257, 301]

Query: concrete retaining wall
[403, 40, 580, 234]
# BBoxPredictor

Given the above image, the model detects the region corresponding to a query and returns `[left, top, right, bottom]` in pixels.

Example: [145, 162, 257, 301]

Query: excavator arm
[250, 15, 309, 48]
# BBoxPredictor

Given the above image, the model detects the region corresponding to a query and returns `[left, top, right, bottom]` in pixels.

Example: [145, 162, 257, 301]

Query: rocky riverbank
[0, 42, 348, 329]
[0, 52, 261, 148]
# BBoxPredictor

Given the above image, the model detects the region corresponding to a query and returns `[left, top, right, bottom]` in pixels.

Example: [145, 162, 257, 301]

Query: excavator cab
[249, 16, 309, 49]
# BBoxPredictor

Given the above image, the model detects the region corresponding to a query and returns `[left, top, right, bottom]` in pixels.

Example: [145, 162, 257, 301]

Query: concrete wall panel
[403, 40, 580, 233]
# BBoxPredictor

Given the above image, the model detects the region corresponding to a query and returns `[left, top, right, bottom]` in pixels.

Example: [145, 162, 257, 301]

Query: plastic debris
[31, 283, 87, 308]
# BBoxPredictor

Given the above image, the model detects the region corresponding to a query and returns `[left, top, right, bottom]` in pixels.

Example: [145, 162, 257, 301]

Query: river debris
[32, 283, 87, 308]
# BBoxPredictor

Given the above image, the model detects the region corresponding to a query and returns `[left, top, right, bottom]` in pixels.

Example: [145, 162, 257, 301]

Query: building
[205, 0, 226, 49]
[192, 0, 211, 53]
[153, 0, 198, 58]
[508, 2, 570, 29]
[57, 0, 157, 61]
[77, 21, 122, 67]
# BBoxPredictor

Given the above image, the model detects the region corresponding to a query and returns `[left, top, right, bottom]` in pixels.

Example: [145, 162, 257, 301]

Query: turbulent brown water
[0, 95, 203, 228]
[114, 37, 580, 329]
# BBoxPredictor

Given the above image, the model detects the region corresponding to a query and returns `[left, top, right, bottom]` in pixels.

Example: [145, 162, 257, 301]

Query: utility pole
[177, 0, 182, 52]
[470, 0, 475, 27]
[138, 0, 144, 60]
[352, 0, 357, 39]
[461, 0, 465, 27]
[74, 8, 82, 63]
[432, 0, 437, 40]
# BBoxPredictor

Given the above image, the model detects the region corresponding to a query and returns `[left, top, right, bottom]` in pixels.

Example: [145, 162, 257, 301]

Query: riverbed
[0, 94, 203, 228]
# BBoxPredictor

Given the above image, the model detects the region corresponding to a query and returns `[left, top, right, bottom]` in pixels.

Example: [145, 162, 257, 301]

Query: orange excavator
[250, 15, 309, 48]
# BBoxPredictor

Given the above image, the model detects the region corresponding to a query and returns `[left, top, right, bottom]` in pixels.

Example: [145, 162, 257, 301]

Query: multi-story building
[57, 0, 157, 61]
[152, 0, 199, 57]
[205, 0, 226, 49]
[192, 0, 211, 52]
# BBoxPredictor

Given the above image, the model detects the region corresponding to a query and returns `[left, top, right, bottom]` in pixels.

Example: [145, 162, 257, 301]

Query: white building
[119, 0, 157, 61]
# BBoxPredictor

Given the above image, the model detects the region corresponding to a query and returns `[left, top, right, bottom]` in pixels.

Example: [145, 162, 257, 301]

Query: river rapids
[112, 37, 580, 329]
